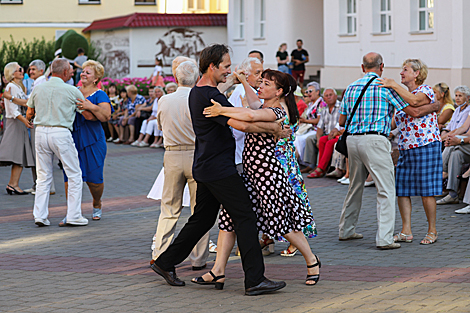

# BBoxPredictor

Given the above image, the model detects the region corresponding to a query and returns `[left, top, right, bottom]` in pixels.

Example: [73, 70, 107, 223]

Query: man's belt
[165, 145, 195, 151]
[350, 131, 387, 138]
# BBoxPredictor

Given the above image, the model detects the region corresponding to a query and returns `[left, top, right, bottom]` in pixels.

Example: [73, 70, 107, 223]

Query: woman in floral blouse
[379, 59, 441, 245]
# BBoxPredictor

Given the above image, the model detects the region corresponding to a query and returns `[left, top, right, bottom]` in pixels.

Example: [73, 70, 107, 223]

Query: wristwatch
[10, 96, 15, 102]
[461, 138, 465, 145]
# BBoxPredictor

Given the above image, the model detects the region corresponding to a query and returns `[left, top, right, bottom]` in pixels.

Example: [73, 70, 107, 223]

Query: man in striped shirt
[338, 52, 438, 250]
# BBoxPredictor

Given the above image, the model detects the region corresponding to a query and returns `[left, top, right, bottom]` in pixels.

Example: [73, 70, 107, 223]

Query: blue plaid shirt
[339, 72, 408, 136]
[126, 94, 146, 115]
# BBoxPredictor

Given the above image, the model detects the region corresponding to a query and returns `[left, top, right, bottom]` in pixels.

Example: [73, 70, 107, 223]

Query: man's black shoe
[150, 260, 185, 286]
[192, 264, 207, 271]
[245, 278, 286, 296]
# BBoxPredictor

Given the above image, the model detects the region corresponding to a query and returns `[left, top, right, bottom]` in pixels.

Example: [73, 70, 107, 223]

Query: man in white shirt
[228, 57, 263, 172]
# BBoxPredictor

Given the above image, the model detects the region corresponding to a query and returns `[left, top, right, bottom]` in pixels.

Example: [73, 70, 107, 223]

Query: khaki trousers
[339, 135, 396, 246]
[152, 149, 210, 267]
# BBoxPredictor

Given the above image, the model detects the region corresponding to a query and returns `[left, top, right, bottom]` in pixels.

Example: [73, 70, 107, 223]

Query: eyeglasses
[305, 90, 313, 94]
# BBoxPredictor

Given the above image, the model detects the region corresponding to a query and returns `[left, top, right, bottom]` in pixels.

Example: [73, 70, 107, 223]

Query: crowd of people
[2, 40, 470, 296]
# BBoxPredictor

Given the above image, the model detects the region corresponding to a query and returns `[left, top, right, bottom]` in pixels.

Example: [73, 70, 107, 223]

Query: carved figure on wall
[155, 28, 206, 66]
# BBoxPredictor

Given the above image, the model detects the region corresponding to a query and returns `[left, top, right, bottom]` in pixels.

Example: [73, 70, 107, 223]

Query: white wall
[322, 0, 469, 89]
[228, 0, 323, 77]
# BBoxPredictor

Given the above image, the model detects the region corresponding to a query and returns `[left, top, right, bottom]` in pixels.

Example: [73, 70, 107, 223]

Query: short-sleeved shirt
[27, 77, 85, 130]
[438, 103, 455, 128]
[395, 85, 440, 150]
[125, 94, 146, 115]
[340, 72, 408, 136]
[74, 55, 88, 67]
[189, 86, 237, 182]
[291, 49, 309, 71]
[153, 65, 163, 76]
[317, 101, 341, 135]
[276, 51, 288, 66]
[445, 103, 470, 132]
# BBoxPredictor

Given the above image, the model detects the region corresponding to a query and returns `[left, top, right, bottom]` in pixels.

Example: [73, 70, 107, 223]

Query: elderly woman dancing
[61, 60, 112, 224]
[0, 62, 35, 195]
[379, 59, 441, 245]
[192, 70, 320, 288]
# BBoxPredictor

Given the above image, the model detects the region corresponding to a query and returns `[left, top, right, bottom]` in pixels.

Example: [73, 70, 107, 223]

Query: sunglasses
[305, 90, 313, 94]
[16, 67, 24, 73]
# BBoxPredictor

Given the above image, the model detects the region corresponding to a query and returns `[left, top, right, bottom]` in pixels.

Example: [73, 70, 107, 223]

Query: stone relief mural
[94, 31, 130, 78]
[155, 28, 206, 66]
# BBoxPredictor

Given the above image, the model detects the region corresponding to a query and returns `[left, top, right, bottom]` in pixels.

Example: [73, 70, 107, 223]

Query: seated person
[111, 88, 128, 143]
[132, 87, 165, 148]
[294, 86, 307, 115]
[433, 82, 455, 132]
[164, 82, 177, 94]
[116, 85, 146, 144]
[305, 88, 341, 178]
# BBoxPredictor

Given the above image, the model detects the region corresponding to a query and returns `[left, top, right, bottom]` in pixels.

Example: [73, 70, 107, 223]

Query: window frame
[233, 0, 245, 40]
[187, 0, 206, 11]
[410, 0, 434, 33]
[78, 0, 100, 4]
[134, 0, 156, 5]
[254, 0, 266, 39]
[339, 0, 357, 36]
[0, 0, 23, 4]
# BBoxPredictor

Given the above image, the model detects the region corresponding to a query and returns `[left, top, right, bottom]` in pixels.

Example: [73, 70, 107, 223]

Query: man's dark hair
[77, 47, 85, 54]
[199, 44, 230, 74]
[248, 50, 264, 61]
[296, 39, 303, 43]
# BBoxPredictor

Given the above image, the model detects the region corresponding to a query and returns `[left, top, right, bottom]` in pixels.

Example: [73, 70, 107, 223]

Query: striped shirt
[339, 72, 408, 136]
[317, 100, 341, 135]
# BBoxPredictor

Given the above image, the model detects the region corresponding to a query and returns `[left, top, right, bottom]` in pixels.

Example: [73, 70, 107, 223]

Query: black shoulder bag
[335, 76, 376, 157]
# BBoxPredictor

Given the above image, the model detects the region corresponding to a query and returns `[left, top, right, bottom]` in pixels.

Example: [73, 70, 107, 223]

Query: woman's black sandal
[306, 254, 321, 286]
[191, 270, 225, 290]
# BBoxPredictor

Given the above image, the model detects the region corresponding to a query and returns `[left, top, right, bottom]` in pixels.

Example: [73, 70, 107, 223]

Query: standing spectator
[27, 58, 89, 226]
[338, 52, 438, 249]
[61, 60, 112, 224]
[291, 39, 309, 88]
[379, 59, 441, 245]
[73, 48, 88, 84]
[150, 57, 165, 87]
[276, 43, 290, 73]
[307, 88, 341, 178]
[0, 62, 34, 195]
[433, 83, 455, 131]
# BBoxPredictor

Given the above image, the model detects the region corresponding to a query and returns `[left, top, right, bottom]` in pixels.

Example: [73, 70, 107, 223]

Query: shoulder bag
[335, 76, 376, 157]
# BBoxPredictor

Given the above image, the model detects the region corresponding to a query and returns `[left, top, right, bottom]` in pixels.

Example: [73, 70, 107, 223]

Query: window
[339, 0, 357, 35]
[233, 0, 244, 40]
[0, 0, 23, 4]
[410, 0, 434, 32]
[78, 0, 100, 4]
[187, 0, 205, 10]
[135, 0, 155, 5]
[372, 0, 391, 34]
[254, 0, 265, 38]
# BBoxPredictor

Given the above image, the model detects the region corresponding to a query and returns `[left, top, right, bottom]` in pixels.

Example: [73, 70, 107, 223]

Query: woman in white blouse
[0, 62, 35, 195]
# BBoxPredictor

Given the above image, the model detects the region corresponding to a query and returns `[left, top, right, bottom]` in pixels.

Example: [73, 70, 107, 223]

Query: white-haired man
[26, 58, 90, 227]
[150, 60, 210, 271]
[229, 57, 263, 171]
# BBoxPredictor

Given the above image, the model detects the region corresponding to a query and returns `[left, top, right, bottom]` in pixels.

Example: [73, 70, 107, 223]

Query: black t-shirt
[291, 49, 309, 71]
[189, 86, 237, 182]
[276, 51, 288, 66]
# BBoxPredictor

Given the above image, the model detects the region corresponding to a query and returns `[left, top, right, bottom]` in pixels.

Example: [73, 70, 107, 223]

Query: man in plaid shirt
[338, 52, 439, 250]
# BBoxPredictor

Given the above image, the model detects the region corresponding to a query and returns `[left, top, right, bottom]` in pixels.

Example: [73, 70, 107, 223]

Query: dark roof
[82, 13, 226, 33]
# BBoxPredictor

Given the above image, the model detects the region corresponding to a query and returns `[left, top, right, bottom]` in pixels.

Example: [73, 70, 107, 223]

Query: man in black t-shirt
[151, 44, 286, 296]
[291, 39, 309, 88]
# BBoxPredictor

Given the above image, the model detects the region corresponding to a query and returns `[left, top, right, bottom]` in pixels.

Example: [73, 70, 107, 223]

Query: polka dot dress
[219, 107, 313, 239]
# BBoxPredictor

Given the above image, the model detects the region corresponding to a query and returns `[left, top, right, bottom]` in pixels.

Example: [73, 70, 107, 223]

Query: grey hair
[323, 87, 337, 95]
[238, 57, 262, 76]
[153, 86, 164, 93]
[306, 81, 320, 92]
[165, 82, 178, 92]
[51, 58, 70, 74]
[362, 53, 383, 70]
[29, 59, 46, 72]
[455, 85, 470, 98]
[175, 61, 199, 87]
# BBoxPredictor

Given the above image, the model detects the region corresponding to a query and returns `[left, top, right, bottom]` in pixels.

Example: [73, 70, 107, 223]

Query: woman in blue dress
[61, 60, 112, 225]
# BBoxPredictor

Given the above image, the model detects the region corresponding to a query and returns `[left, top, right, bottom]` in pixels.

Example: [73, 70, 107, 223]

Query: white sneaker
[138, 141, 149, 147]
[337, 176, 347, 183]
[24, 188, 35, 193]
[106, 137, 113, 142]
[436, 194, 459, 205]
[341, 178, 350, 185]
[151, 235, 156, 251]
[364, 180, 375, 187]
[35, 218, 50, 227]
[455, 205, 470, 214]
[131, 140, 140, 146]
[113, 138, 121, 143]
[66, 216, 88, 226]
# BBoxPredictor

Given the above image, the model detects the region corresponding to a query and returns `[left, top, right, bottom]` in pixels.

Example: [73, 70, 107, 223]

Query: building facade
[0, 0, 228, 42]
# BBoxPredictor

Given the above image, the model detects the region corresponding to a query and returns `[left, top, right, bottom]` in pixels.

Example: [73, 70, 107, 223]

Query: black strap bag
[335, 76, 376, 158]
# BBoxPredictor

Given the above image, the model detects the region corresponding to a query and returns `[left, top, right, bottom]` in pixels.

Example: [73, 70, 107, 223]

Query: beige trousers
[152, 150, 210, 267]
[339, 135, 396, 246]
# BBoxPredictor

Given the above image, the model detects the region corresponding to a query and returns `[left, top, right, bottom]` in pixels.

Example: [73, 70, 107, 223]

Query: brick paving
[1, 143, 470, 312]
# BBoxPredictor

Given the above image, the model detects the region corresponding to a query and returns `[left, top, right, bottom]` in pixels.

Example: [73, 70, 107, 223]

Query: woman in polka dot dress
[192, 70, 320, 287]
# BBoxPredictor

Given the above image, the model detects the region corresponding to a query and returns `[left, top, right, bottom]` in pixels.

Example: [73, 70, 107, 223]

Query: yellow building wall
[0, 0, 227, 41]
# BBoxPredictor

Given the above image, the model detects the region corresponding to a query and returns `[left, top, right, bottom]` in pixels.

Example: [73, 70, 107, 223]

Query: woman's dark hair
[107, 83, 117, 95]
[262, 69, 299, 125]
[199, 44, 230, 74]
[119, 88, 127, 98]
